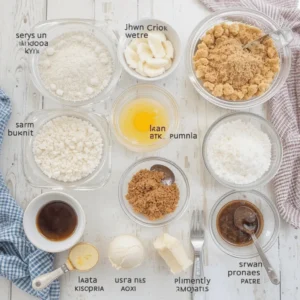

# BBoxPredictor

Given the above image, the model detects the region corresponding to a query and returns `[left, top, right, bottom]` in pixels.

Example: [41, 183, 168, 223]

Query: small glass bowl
[209, 190, 280, 259]
[22, 109, 112, 190]
[29, 19, 122, 107]
[186, 8, 292, 109]
[111, 84, 180, 152]
[202, 112, 282, 190]
[119, 157, 190, 227]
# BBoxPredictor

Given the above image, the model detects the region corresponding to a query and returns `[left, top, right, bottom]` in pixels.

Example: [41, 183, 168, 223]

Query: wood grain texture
[0, 0, 46, 299]
[0, 0, 299, 299]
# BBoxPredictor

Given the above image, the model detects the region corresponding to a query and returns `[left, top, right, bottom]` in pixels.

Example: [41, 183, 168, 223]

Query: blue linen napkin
[0, 89, 60, 299]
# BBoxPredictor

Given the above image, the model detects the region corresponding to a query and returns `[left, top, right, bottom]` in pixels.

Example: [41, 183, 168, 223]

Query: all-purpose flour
[39, 31, 113, 102]
[33, 116, 103, 182]
[207, 119, 272, 185]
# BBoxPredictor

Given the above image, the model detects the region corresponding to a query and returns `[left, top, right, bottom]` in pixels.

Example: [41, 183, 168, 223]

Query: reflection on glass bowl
[186, 8, 291, 109]
[209, 190, 280, 259]
[119, 157, 190, 227]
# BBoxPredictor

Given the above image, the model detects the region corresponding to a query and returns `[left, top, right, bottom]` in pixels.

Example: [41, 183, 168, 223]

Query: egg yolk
[119, 97, 169, 145]
[133, 111, 157, 132]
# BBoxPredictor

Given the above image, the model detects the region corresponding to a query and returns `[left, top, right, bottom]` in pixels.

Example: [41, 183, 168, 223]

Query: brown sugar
[193, 23, 280, 101]
[126, 169, 180, 220]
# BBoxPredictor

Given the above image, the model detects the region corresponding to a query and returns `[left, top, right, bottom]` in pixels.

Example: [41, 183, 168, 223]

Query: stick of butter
[153, 233, 193, 274]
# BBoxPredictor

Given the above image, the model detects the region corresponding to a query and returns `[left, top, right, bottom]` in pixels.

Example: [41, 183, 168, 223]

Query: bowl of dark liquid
[209, 190, 280, 259]
[24, 192, 86, 253]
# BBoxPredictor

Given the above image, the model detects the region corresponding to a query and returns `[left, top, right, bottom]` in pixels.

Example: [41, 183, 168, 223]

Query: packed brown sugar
[193, 23, 280, 101]
[126, 169, 179, 220]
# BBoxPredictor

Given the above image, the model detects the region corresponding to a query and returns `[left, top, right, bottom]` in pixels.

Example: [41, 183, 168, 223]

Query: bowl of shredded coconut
[202, 112, 282, 190]
[186, 8, 292, 110]
[22, 109, 112, 190]
[29, 19, 122, 106]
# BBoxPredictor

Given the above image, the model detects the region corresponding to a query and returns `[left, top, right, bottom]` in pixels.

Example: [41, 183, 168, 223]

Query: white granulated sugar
[207, 119, 272, 185]
[39, 31, 113, 102]
[33, 116, 103, 182]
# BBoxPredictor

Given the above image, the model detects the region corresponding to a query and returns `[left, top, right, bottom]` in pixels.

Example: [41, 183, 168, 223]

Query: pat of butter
[69, 244, 99, 271]
[153, 233, 192, 274]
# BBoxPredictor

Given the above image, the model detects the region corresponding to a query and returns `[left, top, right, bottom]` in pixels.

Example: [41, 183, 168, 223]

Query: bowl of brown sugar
[186, 8, 292, 109]
[119, 157, 190, 227]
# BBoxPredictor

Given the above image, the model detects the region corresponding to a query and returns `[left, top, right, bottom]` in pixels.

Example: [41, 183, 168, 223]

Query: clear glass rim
[118, 156, 190, 227]
[209, 189, 280, 259]
[111, 83, 180, 152]
[29, 19, 122, 107]
[186, 8, 292, 110]
[22, 109, 112, 191]
[202, 112, 283, 190]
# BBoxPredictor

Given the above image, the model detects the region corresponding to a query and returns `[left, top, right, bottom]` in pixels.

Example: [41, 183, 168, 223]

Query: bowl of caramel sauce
[216, 200, 264, 247]
[209, 190, 280, 259]
[24, 192, 85, 253]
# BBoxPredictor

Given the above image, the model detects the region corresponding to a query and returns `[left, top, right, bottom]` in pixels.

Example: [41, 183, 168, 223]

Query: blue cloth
[0, 89, 60, 299]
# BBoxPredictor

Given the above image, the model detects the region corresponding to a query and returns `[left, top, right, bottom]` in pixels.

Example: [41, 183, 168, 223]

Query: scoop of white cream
[154, 233, 192, 274]
[108, 235, 145, 270]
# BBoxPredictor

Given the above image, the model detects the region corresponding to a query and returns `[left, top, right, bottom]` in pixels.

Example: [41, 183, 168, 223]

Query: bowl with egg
[186, 8, 292, 109]
[111, 84, 180, 152]
[118, 18, 182, 81]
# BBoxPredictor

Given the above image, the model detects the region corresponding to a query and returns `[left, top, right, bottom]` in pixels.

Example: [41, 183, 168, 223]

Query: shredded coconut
[206, 119, 272, 184]
[33, 116, 103, 182]
[39, 31, 113, 102]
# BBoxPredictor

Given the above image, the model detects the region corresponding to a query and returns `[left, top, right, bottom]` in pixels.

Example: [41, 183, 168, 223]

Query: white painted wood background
[0, 0, 299, 299]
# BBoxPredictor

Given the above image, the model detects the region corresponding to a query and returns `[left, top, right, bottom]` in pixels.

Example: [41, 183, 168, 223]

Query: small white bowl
[23, 192, 86, 253]
[118, 18, 182, 81]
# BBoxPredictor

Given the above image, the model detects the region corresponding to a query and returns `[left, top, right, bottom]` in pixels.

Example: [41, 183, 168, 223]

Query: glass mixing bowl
[186, 8, 292, 109]
[22, 109, 112, 190]
[202, 112, 282, 190]
[29, 19, 122, 107]
[209, 190, 280, 259]
[119, 157, 190, 227]
[111, 84, 180, 152]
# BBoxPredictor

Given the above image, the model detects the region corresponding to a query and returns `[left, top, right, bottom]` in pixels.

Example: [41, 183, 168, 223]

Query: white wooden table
[0, 0, 299, 299]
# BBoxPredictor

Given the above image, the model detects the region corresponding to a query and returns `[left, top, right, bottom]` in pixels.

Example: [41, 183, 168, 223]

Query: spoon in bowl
[243, 28, 293, 51]
[150, 164, 175, 185]
[234, 206, 280, 285]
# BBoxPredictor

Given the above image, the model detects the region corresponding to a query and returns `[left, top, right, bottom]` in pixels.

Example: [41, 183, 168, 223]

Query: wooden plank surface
[0, 0, 299, 299]
[0, 0, 47, 300]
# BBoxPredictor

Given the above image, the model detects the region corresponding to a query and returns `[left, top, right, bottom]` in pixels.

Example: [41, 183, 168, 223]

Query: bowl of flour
[29, 19, 122, 106]
[22, 109, 112, 190]
[202, 112, 282, 190]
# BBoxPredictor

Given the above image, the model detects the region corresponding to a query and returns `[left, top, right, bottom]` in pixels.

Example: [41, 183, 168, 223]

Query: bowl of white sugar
[29, 19, 122, 106]
[202, 112, 282, 190]
[22, 109, 112, 190]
